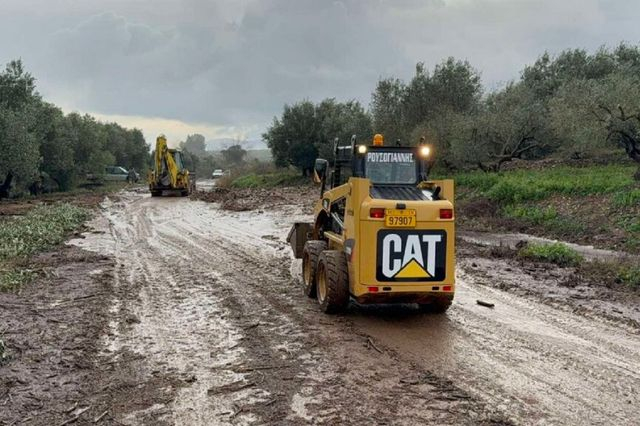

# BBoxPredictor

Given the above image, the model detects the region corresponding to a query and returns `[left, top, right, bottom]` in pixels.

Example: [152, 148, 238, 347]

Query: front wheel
[316, 250, 350, 314]
[302, 240, 327, 298]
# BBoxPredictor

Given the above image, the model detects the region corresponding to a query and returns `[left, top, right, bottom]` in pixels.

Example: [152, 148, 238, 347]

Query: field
[454, 163, 640, 253]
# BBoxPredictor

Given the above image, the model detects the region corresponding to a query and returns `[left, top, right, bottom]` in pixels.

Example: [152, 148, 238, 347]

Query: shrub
[618, 265, 640, 288]
[518, 242, 584, 266]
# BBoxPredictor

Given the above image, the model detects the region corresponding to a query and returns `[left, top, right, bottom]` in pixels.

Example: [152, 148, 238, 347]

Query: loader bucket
[287, 222, 312, 258]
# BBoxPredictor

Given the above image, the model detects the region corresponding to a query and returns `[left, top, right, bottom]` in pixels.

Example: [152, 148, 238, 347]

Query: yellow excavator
[148, 135, 193, 197]
[288, 134, 455, 314]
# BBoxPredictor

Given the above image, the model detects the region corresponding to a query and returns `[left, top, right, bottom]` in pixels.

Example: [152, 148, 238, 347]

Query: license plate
[385, 209, 416, 228]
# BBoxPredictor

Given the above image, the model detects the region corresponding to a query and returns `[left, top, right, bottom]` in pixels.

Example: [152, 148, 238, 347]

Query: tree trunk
[0, 172, 14, 200]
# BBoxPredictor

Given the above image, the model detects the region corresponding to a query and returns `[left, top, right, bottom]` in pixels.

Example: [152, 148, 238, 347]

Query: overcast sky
[1, 0, 638, 144]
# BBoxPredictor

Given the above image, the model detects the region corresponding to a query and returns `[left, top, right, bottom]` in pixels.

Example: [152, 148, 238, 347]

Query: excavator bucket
[287, 222, 312, 259]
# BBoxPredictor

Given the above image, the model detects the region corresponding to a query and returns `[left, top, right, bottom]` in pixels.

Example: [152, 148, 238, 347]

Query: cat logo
[376, 230, 447, 282]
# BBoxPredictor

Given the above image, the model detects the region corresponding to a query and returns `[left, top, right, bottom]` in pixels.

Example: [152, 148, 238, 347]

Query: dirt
[0, 186, 133, 216]
[190, 185, 317, 212]
[458, 191, 640, 255]
[1, 188, 639, 425]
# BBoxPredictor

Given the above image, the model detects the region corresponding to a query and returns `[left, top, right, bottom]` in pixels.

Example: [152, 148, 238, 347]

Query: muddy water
[71, 191, 640, 425]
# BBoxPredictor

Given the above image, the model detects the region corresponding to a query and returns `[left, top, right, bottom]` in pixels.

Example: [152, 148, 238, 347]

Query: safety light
[370, 208, 385, 219]
[368, 286, 379, 293]
[357, 144, 367, 154]
[420, 145, 431, 157]
[373, 133, 384, 146]
[439, 208, 453, 219]
[443, 285, 452, 292]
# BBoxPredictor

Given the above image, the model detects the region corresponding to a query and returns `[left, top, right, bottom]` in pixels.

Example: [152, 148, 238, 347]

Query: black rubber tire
[150, 190, 162, 197]
[302, 240, 327, 298]
[418, 296, 453, 314]
[181, 190, 189, 197]
[316, 250, 350, 314]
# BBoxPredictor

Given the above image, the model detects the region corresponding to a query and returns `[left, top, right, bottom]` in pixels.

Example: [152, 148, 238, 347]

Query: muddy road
[3, 189, 639, 425]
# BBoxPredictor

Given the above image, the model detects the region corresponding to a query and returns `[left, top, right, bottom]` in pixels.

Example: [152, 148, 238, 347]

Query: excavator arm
[149, 135, 191, 196]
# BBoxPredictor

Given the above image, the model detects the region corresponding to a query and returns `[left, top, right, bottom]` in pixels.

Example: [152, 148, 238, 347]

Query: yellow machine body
[148, 135, 192, 196]
[311, 177, 455, 304]
[288, 139, 456, 310]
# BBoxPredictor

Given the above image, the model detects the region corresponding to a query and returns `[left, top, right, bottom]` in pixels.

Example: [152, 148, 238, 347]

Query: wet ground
[1, 189, 639, 425]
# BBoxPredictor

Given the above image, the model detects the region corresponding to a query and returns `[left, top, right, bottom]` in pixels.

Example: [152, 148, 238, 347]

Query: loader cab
[314, 135, 432, 194]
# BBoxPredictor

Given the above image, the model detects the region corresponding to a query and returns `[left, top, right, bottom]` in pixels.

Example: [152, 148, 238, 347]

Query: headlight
[420, 146, 431, 157]
[357, 145, 367, 154]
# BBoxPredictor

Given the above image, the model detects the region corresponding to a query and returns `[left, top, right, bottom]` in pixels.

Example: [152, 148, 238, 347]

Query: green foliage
[221, 144, 247, 166]
[263, 99, 372, 174]
[518, 242, 584, 267]
[0, 204, 90, 261]
[0, 59, 150, 196]
[503, 205, 558, 225]
[617, 265, 640, 288]
[457, 165, 635, 203]
[612, 189, 640, 207]
[0, 267, 36, 292]
[372, 59, 481, 146]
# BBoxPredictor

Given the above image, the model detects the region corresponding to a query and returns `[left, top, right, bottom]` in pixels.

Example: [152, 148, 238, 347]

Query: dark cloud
[1, 0, 639, 139]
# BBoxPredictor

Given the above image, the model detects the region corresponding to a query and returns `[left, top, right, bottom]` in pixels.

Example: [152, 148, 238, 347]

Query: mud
[190, 185, 316, 212]
[1, 189, 639, 425]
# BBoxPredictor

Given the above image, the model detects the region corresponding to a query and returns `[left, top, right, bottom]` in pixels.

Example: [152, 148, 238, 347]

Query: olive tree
[551, 73, 640, 179]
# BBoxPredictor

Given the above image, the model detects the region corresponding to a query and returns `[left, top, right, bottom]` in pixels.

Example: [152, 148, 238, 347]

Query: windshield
[172, 152, 185, 171]
[365, 151, 417, 184]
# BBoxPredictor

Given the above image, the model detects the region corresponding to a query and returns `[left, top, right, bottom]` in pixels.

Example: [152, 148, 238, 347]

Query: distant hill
[206, 138, 267, 151]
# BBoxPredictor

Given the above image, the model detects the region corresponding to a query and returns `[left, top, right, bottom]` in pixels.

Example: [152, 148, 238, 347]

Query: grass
[617, 264, 640, 288]
[456, 164, 636, 204]
[0, 203, 90, 291]
[518, 242, 584, 267]
[503, 205, 558, 225]
[456, 163, 640, 253]
[612, 189, 640, 207]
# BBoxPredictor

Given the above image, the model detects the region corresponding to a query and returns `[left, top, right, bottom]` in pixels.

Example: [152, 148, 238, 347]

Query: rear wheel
[418, 296, 453, 314]
[316, 250, 350, 314]
[302, 240, 327, 298]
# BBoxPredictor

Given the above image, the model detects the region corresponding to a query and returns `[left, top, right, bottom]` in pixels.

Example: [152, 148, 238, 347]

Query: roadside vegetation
[0, 203, 90, 291]
[455, 163, 640, 253]
[517, 242, 584, 267]
[0, 60, 149, 199]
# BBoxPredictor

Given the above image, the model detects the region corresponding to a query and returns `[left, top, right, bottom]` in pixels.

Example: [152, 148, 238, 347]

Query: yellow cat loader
[288, 134, 455, 314]
[148, 135, 193, 197]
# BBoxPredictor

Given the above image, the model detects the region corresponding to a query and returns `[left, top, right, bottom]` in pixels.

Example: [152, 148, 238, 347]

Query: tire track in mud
[154, 217, 504, 424]
[85, 192, 508, 425]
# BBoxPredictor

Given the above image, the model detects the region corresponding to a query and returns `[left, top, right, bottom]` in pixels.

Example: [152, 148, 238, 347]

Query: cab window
[365, 151, 417, 184]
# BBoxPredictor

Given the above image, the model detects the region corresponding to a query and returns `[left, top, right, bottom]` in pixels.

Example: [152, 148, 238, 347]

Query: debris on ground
[476, 300, 495, 308]
[190, 185, 316, 212]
